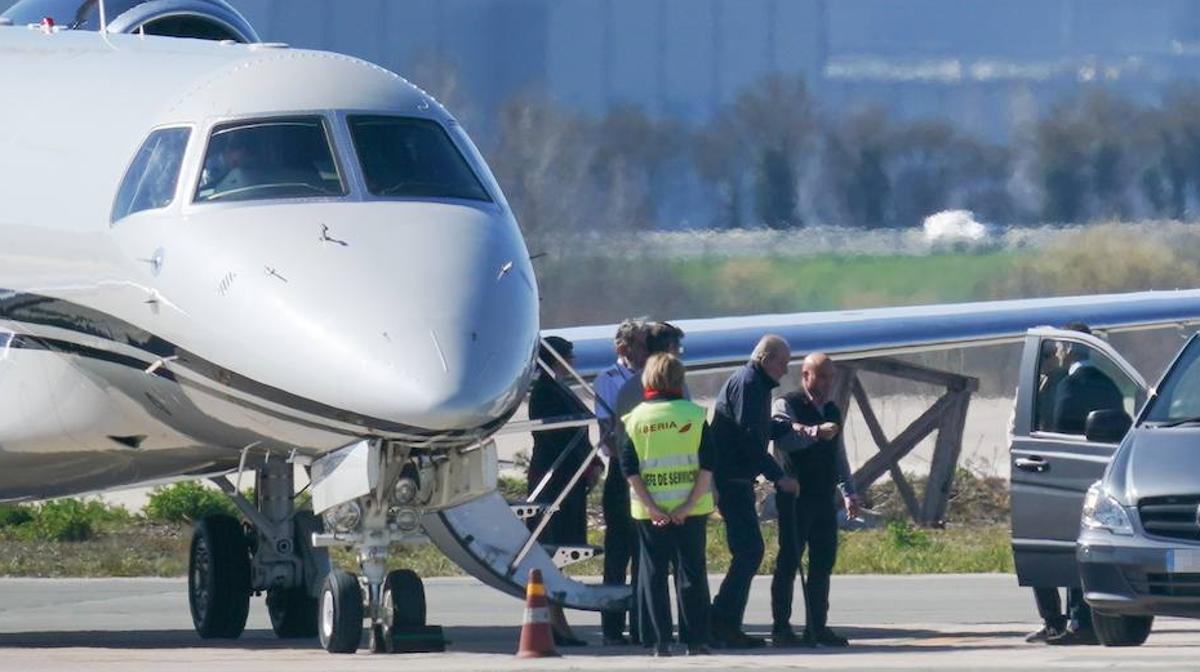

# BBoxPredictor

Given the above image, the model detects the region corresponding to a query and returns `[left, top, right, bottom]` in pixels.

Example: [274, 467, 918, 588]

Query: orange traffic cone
[516, 568, 561, 658]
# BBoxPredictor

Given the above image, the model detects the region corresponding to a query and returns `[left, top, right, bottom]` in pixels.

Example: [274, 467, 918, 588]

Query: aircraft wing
[547, 289, 1200, 377]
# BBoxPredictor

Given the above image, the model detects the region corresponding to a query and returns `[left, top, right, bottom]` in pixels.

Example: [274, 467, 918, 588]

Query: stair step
[543, 544, 603, 568]
[509, 502, 544, 520]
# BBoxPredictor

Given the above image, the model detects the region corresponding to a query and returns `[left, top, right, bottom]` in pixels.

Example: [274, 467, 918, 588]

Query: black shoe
[1046, 626, 1098, 646]
[811, 627, 849, 647]
[651, 643, 672, 657]
[1025, 624, 1062, 643]
[686, 644, 711, 656]
[602, 635, 631, 646]
[718, 631, 767, 649]
[553, 632, 588, 647]
[771, 629, 809, 648]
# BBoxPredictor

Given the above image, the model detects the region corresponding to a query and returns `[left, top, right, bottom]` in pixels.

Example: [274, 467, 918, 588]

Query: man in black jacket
[710, 334, 800, 648]
[770, 353, 859, 647]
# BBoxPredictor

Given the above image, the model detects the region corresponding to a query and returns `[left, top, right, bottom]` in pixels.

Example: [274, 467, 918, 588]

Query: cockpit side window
[111, 127, 191, 223]
[194, 117, 346, 204]
[347, 116, 492, 202]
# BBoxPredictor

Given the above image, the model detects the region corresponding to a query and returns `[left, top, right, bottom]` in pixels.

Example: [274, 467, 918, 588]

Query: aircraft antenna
[96, 0, 116, 49]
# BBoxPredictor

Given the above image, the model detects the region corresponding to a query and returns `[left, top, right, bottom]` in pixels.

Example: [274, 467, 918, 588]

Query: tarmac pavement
[0, 574, 1198, 670]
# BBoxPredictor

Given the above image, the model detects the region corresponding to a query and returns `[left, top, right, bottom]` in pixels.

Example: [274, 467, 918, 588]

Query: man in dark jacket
[709, 334, 800, 648]
[770, 353, 859, 647]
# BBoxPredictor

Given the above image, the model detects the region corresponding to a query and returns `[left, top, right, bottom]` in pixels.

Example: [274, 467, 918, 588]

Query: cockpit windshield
[348, 116, 492, 202]
[195, 117, 345, 203]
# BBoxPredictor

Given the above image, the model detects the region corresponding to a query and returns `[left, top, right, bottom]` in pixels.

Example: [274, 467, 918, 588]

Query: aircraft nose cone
[391, 321, 531, 430]
[162, 201, 539, 432]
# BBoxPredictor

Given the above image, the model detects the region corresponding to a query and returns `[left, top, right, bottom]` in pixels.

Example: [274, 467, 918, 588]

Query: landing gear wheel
[378, 569, 427, 652]
[1094, 611, 1153, 647]
[319, 570, 363, 653]
[188, 515, 251, 639]
[267, 586, 319, 639]
[383, 569, 427, 629]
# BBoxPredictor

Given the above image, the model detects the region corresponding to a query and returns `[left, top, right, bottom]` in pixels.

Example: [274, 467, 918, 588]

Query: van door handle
[1015, 457, 1049, 473]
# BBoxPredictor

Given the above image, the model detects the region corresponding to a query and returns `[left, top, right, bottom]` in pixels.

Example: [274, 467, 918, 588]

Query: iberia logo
[641, 421, 678, 434]
[678, 422, 692, 434]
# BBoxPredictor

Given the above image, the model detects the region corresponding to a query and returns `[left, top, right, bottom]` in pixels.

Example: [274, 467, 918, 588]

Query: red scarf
[644, 387, 683, 400]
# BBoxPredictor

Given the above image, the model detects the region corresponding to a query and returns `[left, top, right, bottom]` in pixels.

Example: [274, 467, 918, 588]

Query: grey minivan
[1011, 326, 1200, 647]
[1075, 330, 1200, 646]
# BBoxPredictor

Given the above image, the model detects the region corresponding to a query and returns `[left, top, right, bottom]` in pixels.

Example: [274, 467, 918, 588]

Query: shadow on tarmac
[0, 629, 321, 650]
[0, 625, 1029, 655]
[3, 625, 1197, 655]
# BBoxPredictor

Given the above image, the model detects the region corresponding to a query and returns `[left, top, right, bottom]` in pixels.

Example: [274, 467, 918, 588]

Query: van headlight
[1081, 482, 1133, 536]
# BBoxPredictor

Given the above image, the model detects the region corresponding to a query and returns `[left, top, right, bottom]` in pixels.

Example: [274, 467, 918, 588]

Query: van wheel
[1093, 611, 1153, 647]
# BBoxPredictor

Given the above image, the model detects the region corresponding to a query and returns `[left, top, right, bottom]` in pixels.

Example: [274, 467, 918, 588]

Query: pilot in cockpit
[202, 133, 259, 195]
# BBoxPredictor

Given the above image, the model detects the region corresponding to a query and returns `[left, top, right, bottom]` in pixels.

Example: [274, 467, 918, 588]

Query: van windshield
[195, 117, 345, 203]
[1144, 339, 1200, 423]
[348, 116, 492, 202]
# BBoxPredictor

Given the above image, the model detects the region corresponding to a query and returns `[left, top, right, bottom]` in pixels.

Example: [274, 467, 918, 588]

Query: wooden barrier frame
[832, 357, 979, 527]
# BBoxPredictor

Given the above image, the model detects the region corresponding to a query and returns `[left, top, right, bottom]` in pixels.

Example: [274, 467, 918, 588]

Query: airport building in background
[6, 0, 1200, 138]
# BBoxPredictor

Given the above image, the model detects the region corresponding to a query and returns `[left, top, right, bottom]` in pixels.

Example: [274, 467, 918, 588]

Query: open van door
[1011, 327, 1147, 587]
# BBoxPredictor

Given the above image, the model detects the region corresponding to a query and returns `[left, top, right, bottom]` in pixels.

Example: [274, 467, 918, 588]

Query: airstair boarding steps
[422, 491, 631, 611]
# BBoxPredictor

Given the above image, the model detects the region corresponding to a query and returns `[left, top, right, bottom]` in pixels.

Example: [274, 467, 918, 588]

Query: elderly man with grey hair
[709, 334, 801, 648]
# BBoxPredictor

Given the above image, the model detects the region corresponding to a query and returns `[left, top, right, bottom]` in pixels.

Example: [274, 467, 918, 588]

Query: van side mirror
[1085, 409, 1132, 444]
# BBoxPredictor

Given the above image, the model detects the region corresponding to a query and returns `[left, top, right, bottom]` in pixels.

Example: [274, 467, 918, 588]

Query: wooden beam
[852, 391, 957, 493]
[844, 357, 979, 392]
[920, 390, 971, 526]
[889, 465, 923, 521]
[851, 376, 889, 449]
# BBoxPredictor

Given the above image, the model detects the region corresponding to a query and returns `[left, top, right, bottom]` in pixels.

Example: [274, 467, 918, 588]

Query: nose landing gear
[309, 439, 443, 654]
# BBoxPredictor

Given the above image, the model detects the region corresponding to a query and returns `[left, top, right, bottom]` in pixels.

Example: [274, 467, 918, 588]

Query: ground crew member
[611, 321, 687, 644]
[770, 353, 859, 647]
[594, 319, 649, 645]
[620, 353, 714, 657]
[710, 334, 800, 648]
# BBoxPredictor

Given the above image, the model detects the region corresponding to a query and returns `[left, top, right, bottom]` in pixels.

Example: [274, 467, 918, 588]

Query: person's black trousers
[527, 476, 588, 545]
[602, 465, 639, 639]
[1033, 587, 1066, 631]
[636, 515, 711, 646]
[770, 489, 838, 633]
[712, 480, 763, 635]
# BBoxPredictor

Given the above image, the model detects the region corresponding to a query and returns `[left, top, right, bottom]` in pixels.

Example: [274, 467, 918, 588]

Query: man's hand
[817, 422, 839, 440]
[669, 503, 693, 525]
[776, 476, 800, 495]
[648, 505, 671, 527]
[844, 494, 862, 519]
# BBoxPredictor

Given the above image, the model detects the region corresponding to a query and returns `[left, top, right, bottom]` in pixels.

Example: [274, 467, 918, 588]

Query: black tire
[267, 586, 319, 639]
[1093, 611, 1153, 647]
[318, 570, 363, 654]
[188, 515, 251, 639]
[382, 569, 427, 629]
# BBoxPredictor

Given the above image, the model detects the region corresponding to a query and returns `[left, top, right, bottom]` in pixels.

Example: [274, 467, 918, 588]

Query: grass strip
[0, 521, 1011, 578]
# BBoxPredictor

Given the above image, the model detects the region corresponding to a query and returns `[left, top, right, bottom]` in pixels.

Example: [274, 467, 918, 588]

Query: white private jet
[4, 0, 1200, 655]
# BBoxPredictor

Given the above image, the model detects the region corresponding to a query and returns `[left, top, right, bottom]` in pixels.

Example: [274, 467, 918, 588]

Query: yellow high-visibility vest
[622, 399, 713, 520]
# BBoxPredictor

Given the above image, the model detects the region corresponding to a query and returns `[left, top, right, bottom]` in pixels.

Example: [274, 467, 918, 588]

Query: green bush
[13, 499, 131, 542]
[886, 520, 934, 551]
[0, 504, 34, 528]
[497, 475, 527, 502]
[143, 481, 237, 524]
